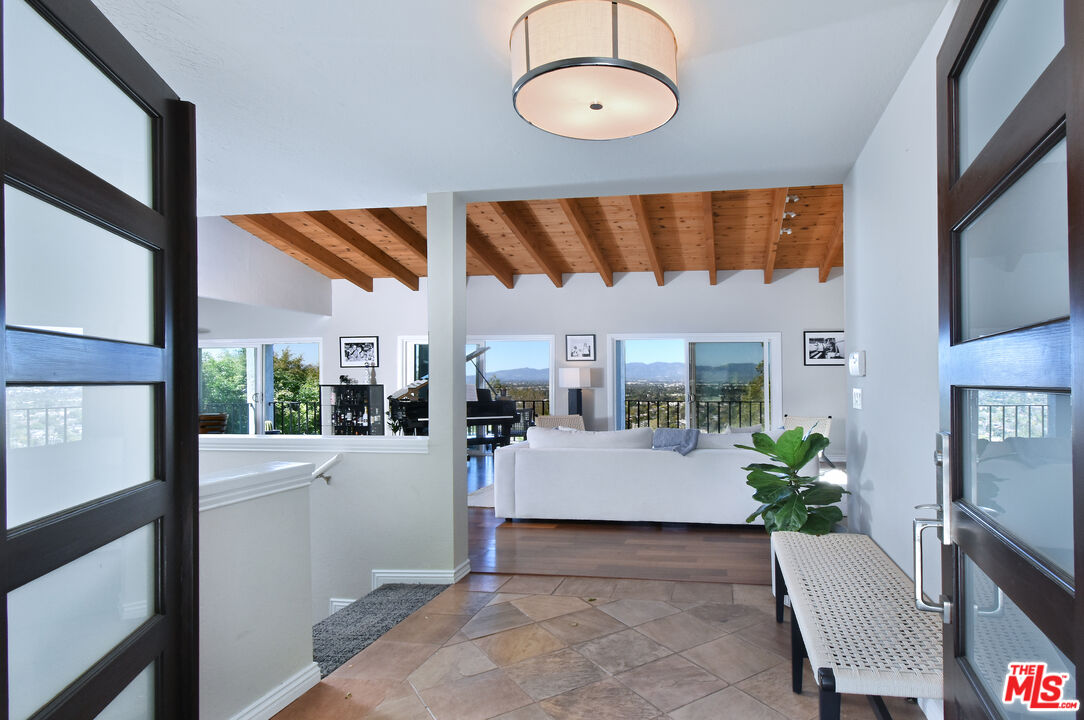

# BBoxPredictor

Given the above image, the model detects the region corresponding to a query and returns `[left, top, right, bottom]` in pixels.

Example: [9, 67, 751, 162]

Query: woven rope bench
[772, 531, 943, 720]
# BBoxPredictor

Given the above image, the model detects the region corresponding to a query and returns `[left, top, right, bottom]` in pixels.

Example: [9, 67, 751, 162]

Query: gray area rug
[313, 583, 448, 677]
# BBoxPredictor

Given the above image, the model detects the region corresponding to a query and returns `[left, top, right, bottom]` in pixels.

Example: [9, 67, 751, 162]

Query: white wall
[201, 269, 848, 452]
[198, 215, 333, 317]
[199, 463, 318, 718]
[468, 270, 847, 452]
[844, 0, 958, 589]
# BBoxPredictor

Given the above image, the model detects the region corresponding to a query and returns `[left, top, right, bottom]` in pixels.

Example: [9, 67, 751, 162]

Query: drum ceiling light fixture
[510, 0, 679, 140]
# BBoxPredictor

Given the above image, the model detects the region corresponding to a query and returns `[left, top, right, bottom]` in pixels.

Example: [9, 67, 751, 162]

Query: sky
[276, 342, 320, 366]
[480, 340, 550, 372]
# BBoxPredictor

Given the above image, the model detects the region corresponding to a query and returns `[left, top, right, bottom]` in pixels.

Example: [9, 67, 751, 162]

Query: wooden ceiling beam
[702, 192, 717, 285]
[628, 195, 664, 286]
[763, 187, 789, 284]
[558, 198, 613, 287]
[243, 214, 374, 292]
[466, 220, 515, 289]
[305, 211, 419, 290]
[360, 208, 427, 262]
[488, 201, 564, 287]
[819, 222, 844, 283]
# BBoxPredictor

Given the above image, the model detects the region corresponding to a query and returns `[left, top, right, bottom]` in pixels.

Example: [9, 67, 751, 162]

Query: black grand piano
[388, 347, 518, 446]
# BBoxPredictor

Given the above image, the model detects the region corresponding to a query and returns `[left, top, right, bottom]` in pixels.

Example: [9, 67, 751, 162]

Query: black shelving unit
[320, 384, 384, 435]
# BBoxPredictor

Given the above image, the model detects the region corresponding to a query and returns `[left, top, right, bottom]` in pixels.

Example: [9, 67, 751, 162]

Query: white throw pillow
[526, 426, 653, 449]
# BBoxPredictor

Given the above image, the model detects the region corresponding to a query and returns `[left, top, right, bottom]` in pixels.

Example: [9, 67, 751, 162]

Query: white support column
[426, 192, 469, 573]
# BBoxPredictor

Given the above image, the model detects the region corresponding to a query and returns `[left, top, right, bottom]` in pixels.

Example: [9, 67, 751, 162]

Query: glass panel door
[937, 1, 1079, 717]
[689, 341, 766, 432]
[1, 0, 196, 716]
[198, 346, 257, 434]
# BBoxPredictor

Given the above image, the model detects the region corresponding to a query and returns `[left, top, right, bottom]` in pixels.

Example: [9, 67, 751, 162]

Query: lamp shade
[510, 0, 678, 140]
[559, 367, 593, 388]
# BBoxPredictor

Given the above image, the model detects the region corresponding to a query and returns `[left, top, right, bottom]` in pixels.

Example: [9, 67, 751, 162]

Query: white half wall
[844, 0, 958, 588]
[198, 215, 332, 317]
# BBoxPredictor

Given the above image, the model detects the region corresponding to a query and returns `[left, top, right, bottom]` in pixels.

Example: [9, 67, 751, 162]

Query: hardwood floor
[468, 507, 772, 585]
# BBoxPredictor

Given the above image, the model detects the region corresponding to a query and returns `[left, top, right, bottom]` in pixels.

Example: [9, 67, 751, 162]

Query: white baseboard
[918, 697, 943, 720]
[371, 559, 471, 591]
[229, 662, 320, 720]
[328, 597, 356, 616]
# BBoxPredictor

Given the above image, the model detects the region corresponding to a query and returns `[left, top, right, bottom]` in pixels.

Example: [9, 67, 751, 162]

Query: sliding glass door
[614, 334, 781, 431]
[689, 341, 769, 432]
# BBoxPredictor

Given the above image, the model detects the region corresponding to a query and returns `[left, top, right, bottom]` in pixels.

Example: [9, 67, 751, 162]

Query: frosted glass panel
[8, 524, 155, 720]
[96, 664, 154, 720]
[3, 0, 153, 204]
[964, 557, 1074, 718]
[5, 185, 155, 344]
[958, 0, 1063, 172]
[6, 385, 155, 529]
[959, 139, 1068, 341]
[962, 389, 1072, 578]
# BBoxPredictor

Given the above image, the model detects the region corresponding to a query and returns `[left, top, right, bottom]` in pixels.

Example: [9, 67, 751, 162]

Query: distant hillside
[624, 362, 683, 381]
[488, 367, 550, 383]
[624, 362, 759, 384]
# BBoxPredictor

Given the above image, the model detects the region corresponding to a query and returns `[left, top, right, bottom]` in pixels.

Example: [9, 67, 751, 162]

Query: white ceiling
[91, 0, 947, 216]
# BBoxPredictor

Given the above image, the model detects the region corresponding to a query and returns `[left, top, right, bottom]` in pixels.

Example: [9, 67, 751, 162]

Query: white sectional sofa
[494, 426, 811, 525]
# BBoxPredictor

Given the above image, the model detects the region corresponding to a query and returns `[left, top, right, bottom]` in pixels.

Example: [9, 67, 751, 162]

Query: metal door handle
[914, 517, 947, 619]
[935, 432, 952, 545]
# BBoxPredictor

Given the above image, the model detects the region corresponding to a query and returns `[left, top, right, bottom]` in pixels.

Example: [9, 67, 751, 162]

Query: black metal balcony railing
[515, 399, 550, 418]
[977, 404, 1048, 441]
[269, 400, 321, 435]
[625, 399, 764, 431]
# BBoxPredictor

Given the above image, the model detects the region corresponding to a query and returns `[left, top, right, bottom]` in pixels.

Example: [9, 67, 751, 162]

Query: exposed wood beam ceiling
[558, 198, 613, 287]
[487, 201, 565, 288]
[227, 185, 843, 292]
[762, 188, 789, 285]
[819, 221, 844, 283]
[628, 194, 665, 286]
[702, 192, 717, 286]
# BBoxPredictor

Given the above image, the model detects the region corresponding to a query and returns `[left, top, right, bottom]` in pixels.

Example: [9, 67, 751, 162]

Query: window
[198, 340, 321, 434]
[399, 336, 554, 417]
[612, 333, 782, 431]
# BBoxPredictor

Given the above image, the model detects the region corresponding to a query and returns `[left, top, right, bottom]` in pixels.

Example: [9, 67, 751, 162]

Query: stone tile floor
[274, 574, 929, 720]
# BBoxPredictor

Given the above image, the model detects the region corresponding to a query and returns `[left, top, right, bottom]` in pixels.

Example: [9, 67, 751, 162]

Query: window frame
[607, 332, 783, 431]
[197, 336, 323, 435]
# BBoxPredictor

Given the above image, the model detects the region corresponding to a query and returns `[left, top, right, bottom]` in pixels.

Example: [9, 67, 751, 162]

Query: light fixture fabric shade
[510, 0, 678, 140]
[559, 367, 594, 388]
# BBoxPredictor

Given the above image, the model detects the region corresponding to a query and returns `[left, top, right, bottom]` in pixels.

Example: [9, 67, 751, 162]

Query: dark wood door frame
[937, 0, 1081, 718]
[0, 1, 197, 717]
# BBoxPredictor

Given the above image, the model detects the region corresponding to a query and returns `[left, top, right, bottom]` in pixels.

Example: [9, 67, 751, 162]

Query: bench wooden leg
[791, 610, 807, 693]
[775, 555, 787, 623]
[818, 668, 841, 720]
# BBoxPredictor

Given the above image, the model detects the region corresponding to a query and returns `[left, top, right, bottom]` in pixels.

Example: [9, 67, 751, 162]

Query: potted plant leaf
[737, 427, 847, 535]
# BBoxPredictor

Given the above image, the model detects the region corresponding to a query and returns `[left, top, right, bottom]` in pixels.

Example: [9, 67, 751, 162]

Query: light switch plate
[852, 388, 863, 410]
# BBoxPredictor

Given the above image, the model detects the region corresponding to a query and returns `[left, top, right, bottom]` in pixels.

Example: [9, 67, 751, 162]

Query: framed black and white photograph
[340, 336, 379, 368]
[566, 334, 596, 362]
[804, 331, 845, 366]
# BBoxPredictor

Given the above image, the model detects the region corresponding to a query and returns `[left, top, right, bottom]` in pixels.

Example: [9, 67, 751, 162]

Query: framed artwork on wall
[340, 336, 379, 367]
[804, 331, 845, 366]
[566, 334, 596, 361]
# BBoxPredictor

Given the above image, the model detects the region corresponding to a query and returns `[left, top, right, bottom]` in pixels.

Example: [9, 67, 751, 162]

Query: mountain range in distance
[486, 362, 759, 384]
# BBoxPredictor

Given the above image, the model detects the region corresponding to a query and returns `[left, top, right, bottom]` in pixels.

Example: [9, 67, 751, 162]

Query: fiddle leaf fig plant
[737, 427, 847, 535]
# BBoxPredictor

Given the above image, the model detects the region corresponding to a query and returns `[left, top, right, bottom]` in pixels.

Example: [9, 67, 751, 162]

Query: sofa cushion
[698, 428, 785, 449]
[526, 426, 653, 449]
